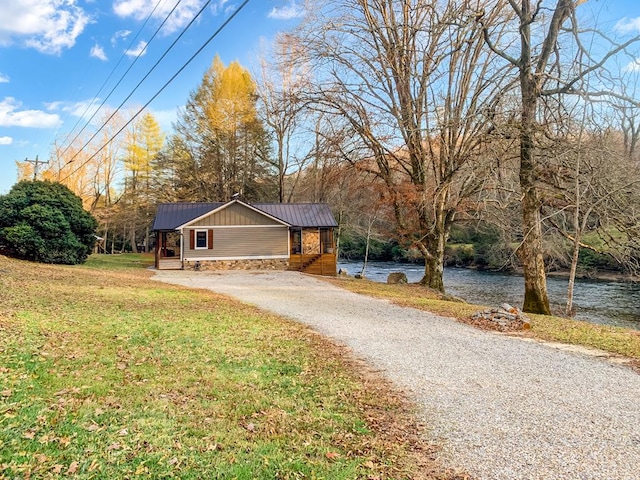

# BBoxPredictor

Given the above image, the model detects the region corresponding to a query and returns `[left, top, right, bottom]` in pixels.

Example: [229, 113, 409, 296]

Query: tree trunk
[418, 233, 445, 292]
[517, 2, 551, 315]
[566, 233, 580, 317]
[519, 190, 550, 314]
[360, 215, 375, 277]
[130, 225, 138, 254]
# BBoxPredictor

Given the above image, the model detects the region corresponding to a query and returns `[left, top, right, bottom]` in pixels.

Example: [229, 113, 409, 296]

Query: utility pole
[23, 155, 48, 180]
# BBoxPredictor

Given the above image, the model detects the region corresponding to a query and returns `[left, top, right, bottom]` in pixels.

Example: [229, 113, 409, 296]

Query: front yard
[0, 254, 459, 479]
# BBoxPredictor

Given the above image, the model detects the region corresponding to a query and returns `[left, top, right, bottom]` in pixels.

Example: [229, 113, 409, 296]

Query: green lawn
[0, 255, 455, 479]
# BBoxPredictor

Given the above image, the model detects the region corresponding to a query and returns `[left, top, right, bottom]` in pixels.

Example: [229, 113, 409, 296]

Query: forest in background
[14, 0, 640, 315]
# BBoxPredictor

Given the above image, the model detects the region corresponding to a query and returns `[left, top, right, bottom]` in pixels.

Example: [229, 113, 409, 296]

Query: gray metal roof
[152, 203, 224, 230]
[152, 201, 337, 231]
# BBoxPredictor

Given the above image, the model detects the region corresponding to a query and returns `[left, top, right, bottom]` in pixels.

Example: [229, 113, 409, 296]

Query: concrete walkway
[153, 269, 640, 480]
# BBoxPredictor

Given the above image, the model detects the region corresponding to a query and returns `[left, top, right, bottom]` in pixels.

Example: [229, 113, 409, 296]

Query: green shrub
[0, 181, 97, 264]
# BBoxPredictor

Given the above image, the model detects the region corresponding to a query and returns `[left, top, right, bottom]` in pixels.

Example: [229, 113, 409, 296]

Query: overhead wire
[59, 0, 252, 183]
[56, 0, 169, 158]
[61, 0, 188, 162]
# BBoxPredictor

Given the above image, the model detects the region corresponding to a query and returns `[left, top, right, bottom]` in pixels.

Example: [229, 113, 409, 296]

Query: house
[152, 200, 338, 275]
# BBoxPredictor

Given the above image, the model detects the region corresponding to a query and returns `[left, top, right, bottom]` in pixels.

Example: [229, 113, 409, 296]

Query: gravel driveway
[153, 269, 640, 480]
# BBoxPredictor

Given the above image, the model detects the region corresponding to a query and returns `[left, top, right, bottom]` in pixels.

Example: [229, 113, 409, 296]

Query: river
[338, 261, 640, 331]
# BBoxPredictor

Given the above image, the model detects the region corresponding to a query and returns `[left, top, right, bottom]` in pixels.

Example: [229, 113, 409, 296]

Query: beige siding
[183, 226, 288, 259]
[192, 202, 282, 227]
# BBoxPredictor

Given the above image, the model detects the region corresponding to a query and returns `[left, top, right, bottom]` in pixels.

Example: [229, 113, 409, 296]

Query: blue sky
[0, 0, 305, 194]
[1, 0, 640, 195]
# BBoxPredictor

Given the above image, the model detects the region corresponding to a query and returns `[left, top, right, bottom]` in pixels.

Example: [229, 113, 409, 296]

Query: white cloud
[45, 98, 103, 121]
[125, 40, 148, 57]
[0, 0, 91, 54]
[0, 97, 60, 128]
[623, 59, 640, 73]
[44, 101, 63, 111]
[615, 17, 640, 34]
[90, 43, 108, 61]
[149, 107, 178, 131]
[268, 1, 305, 20]
[0, 136, 13, 145]
[113, 0, 207, 35]
[0, 73, 9, 83]
[111, 29, 131, 47]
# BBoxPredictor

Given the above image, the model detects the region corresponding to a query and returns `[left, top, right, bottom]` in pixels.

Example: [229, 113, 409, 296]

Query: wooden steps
[157, 258, 182, 270]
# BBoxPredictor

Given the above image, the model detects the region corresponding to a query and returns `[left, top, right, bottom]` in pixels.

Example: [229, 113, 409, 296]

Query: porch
[287, 227, 336, 276]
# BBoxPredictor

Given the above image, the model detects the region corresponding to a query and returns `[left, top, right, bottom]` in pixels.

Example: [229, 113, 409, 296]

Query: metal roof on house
[152, 201, 337, 231]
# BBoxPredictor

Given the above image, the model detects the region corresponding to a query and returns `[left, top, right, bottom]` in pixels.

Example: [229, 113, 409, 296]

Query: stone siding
[183, 258, 289, 271]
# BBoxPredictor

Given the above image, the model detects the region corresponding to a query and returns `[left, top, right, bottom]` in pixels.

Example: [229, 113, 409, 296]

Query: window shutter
[208, 229, 214, 249]
[189, 230, 195, 250]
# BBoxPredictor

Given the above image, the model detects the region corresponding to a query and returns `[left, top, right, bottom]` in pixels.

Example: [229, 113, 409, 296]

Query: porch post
[154, 231, 160, 269]
[179, 228, 184, 270]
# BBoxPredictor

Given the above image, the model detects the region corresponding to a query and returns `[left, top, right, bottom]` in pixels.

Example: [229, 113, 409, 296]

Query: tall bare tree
[481, 0, 640, 313]
[296, 0, 509, 291]
[257, 33, 314, 202]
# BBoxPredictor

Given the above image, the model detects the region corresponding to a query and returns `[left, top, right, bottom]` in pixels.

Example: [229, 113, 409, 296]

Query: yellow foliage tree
[173, 55, 274, 201]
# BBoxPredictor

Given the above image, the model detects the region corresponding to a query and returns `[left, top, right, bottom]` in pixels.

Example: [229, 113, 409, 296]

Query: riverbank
[339, 260, 640, 331]
[546, 268, 640, 283]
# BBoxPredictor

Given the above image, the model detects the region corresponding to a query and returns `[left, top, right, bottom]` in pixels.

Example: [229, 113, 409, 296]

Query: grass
[81, 252, 155, 270]
[324, 277, 640, 360]
[0, 254, 463, 479]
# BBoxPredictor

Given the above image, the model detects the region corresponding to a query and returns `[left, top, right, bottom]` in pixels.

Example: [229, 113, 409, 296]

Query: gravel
[153, 269, 640, 480]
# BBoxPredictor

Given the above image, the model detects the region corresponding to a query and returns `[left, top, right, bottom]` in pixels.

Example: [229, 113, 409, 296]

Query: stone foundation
[183, 258, 289, 271]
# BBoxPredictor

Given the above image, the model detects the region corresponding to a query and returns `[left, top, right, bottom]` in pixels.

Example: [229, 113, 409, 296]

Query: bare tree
[297, 0, 509, 292]
[257, 33, 314, 202]
[480, 0, 640, 313]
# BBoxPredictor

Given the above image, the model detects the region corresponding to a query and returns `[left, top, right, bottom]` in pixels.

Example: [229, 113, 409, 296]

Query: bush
[0, 181, 97, 264]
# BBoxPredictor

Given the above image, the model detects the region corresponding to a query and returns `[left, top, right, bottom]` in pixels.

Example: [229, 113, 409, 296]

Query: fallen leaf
[118, 428, 128, 436]
[52, 464, 64, 474]
[1, 389, 12, 397]
[67, 461, 79, 474]
[325, 451, 341, 460]
[94, 408, 105, 416]
[245, 423, 256, 432]
[106, 442, 121, 451]
[23, 431, 36, 439]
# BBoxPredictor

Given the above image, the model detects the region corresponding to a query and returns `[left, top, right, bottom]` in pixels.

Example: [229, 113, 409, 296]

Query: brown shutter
[189, 230, 195, 250]
[208, 229, 214, 249]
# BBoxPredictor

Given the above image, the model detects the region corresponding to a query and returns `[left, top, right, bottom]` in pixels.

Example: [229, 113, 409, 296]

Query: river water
[338, 261, 640, 331]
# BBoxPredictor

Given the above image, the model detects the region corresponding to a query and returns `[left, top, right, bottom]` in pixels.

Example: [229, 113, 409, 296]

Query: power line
[58, 0, 182, 160]
[63, 0, 214, 168]
[60, 0, 252, 183]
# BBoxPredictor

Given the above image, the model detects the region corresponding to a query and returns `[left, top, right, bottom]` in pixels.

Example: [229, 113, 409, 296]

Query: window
[195, 230, 207, 249]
